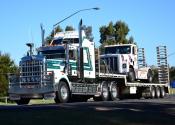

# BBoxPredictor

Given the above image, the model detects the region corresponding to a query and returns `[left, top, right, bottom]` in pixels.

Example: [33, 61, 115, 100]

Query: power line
[168, 52, 175, 57]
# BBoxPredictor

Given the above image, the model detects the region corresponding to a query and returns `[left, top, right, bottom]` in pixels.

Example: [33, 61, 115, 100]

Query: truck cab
[8, 30, 96, 104]
[100, 44, 152, 82]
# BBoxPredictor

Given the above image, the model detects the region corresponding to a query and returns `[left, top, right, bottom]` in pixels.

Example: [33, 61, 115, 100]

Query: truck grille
[104, 56, 118, 73]
[19, 60, 44, 84]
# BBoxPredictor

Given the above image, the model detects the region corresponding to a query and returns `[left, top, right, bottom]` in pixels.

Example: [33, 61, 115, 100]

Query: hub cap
[111, 86, 117, 97]
[102, 86, 108, 98]
[60, 86, 68, 100]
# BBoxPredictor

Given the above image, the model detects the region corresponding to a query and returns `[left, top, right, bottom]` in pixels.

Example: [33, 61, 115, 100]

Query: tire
[155, 87, 160, 98]
[15, 98, 30, 105]
[128, 68, 135, 82]
[54, 81, 70, 103]
[101, 82, 109, 101]
[160, 87, 165, 98]
[147, 70, 153, 83]
[150, 86, 156, 99]
[110, 82, 118, 101]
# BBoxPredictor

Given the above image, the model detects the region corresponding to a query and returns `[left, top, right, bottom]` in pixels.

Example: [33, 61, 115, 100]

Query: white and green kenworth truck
[8, 20, 169, 105]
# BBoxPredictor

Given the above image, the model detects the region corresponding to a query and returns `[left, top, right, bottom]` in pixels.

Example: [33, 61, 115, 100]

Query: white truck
[101, 44, 153, 83]
[8, 20, 169, 105]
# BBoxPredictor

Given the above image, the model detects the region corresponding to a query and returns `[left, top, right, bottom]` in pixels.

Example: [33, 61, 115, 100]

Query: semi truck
[8, 20, 169, 105]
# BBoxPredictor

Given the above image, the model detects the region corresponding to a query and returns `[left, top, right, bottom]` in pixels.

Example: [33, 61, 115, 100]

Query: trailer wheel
[150, 86, 156, 98]
[101, 82, 110, 101]
[147, 70, 153, 83]
[128, 68, 135, 82]
[54, 81, 70, 103]
[15, 98, 30, 105]
[160, 87, 165, 98]
[155, 87, 160, 98]
[110, 82, 118, 101]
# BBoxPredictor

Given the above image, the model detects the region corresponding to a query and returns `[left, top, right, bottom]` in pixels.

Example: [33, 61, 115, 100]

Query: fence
[0, 96, 9, 104]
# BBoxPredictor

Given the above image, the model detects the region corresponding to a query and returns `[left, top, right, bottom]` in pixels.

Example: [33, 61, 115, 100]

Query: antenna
[40, 23, 45, 46]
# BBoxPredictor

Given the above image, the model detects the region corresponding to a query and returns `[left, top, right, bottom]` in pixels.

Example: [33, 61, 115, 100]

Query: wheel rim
[111, 85, 117, 98]
[157, 88, 160, 97]
[161, 88, 165, 97]
[151, 88, 155, 98]
[60, 85, 68, 100]
[102, 85, 108, 98]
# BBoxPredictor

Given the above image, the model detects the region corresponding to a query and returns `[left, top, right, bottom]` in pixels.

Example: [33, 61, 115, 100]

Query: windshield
[105, 45, 131, 54]
[41, 50, 65, 59]
[52, 38, 79, 45]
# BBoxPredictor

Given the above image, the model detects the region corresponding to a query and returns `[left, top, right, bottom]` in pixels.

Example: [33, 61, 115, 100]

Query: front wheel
[147, 70, 153, 83]
[54, 81, 70, 103]
[110, 82, 118, 101]
[128, 68, 135, 82]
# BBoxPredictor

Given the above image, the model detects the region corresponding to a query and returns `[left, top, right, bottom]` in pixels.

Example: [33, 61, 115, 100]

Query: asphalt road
[0, 96, 175, 125]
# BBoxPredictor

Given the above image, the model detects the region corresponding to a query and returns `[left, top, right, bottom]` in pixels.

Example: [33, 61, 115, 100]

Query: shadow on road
[0, 99, 175, 125]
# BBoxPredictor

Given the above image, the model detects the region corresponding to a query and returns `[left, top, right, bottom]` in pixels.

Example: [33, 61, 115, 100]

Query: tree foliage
[45, 25, 63, 45]
[0, 53, 18, 97]
[45, 25, 94, 44]
[170, 66, 175, 81]
[99, 20, 135, 45]
[83, 25, 94, 41]
[65, 26, 74, 31]
[152, 66, 175, 83]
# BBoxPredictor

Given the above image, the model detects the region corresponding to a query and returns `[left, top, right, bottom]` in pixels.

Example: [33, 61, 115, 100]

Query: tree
[99, 20, 133, 45]
[83, 25, 94, 41]
[151, 66, 175, 83]
[0, 53, 18, 97]
[99, 25, 107, 44]
[114, 21, 129, 44]
[170, 66, 175, 81]
[128, 36, 134, 44]
[65, 26, 74, 31]
[45, 25, 63, 45]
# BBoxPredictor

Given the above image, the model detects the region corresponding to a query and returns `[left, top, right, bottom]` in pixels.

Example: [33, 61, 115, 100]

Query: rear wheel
[160, 87, 165, 98]
[101, 82, 109, 101]
[155, 87, 160, 98]
[93, 82, 109, 101]
[150, 86, 156, 99]
[128, 68, 135, 82]
[110, 82, 118, 101]
[54, 81, 70, 103]
[15, 98, 30, 105]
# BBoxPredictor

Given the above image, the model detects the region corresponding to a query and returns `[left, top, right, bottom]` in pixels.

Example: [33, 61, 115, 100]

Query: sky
[0, 0, 175, 66]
